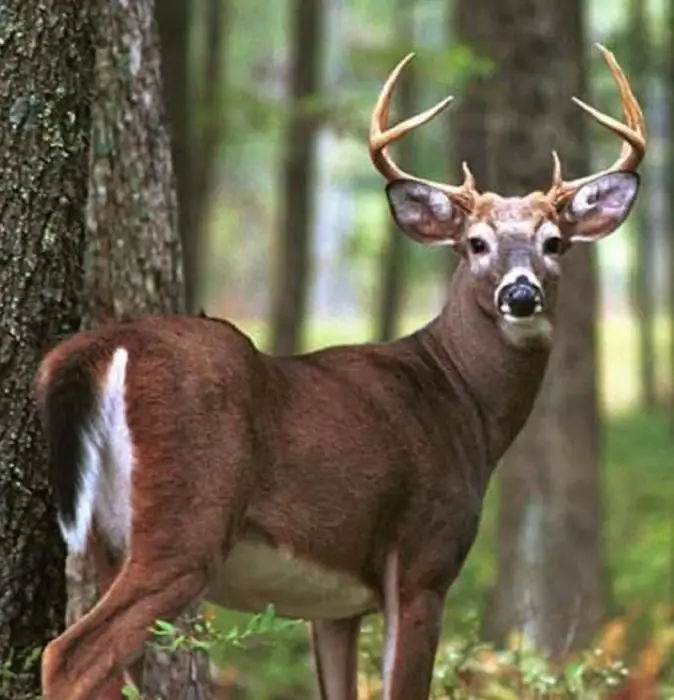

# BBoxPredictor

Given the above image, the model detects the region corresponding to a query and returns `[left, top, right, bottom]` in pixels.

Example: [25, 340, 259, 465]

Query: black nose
[498, 282, 542, 318]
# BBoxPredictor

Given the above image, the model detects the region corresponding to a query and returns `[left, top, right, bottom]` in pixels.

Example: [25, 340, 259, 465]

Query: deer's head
[370, 46, 646, 345]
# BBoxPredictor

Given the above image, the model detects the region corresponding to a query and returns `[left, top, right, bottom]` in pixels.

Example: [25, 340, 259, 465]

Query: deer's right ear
[386, 180, 466, 246]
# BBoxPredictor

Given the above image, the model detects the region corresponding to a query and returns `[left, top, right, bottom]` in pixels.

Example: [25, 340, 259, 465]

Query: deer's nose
[497, 275, 543, 318]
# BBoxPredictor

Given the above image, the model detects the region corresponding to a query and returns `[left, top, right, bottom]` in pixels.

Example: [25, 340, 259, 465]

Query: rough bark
[270, 0, 324, 355]
[65, 0, 212, 697]
[482, 0, 606, 655]
[628, 0, 656, 408]
[376, 0, 415, 342]
[0, 2, 94, 696]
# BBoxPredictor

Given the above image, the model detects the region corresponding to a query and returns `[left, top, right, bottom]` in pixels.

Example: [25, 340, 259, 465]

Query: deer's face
[386, 171, 639, 345]
[370, 47, 645, 345]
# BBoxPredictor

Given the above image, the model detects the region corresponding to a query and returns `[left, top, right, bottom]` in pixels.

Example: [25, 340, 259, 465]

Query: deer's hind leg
[66, 528, 138, 700]
[42, 538, 209, 700]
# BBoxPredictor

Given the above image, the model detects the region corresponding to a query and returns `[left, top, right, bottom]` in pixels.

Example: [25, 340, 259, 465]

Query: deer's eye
[468, 237, 489, 255]
[543, 237, 562, 255]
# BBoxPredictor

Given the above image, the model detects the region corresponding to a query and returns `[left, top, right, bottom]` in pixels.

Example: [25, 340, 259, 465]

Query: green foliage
[119, 606, 305, 699]
[148, 605, 301, 656]
[604, 409, 672, 620]
[0, 647, 42, 700]
[208, 606, 311, 699]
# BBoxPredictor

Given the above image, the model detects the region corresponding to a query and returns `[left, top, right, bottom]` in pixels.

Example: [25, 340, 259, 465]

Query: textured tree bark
[64, 0, 213, 697]
[376, 0, 416, 342]
[270, 0, 324, 355]
[0, 2, 94, 697]
[482, 0, 606, 655]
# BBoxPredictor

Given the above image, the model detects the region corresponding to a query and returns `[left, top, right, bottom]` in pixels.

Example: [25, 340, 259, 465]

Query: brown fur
[38, 251, 552, 700]
[40, 42, 645, 700]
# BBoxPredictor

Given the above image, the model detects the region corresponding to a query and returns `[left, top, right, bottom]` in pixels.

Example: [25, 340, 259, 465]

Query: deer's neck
[423, 262, 551, 468]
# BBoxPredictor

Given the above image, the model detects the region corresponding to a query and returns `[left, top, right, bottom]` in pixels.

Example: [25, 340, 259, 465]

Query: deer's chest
[205, 538, 378, 620]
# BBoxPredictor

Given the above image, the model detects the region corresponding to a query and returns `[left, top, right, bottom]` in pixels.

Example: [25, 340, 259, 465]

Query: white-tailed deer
[39, 44, 644, 700]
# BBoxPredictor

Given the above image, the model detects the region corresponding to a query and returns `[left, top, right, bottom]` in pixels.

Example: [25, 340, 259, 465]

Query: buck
[39, 44, 644, 700]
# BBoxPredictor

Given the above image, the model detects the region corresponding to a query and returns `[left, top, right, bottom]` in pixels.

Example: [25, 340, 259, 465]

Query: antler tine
[548, 43, 647, 206]
[369, 53, 476, 210]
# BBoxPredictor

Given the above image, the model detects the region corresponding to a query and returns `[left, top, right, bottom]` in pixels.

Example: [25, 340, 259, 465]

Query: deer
[38, 44, 645, 700]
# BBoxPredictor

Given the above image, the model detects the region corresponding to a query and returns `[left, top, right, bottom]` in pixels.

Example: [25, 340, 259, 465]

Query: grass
[204, 311, 674, 698]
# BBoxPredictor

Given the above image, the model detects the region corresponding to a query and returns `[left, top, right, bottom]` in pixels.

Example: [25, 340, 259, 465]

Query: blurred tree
[669, 0, 674, 420]
[482, 0, 606, 655]
[376, 0, 417, 342]
[66, 0, 212, 697]
[0, 1, 94, 696]
[627, 0, 656, 408]
[270, 0, 324, 355]
[446, 0, 496, 284]
[450, 0, 495, 191]
[157, 0, 228, 313]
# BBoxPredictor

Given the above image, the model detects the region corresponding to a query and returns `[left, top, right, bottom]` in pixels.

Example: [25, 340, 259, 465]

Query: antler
[547, 43, 647, 208]
[369, 52, 477, 211]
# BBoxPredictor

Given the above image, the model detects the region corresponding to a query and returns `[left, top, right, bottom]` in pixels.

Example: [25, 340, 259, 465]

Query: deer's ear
[386, 180, 466, 246]
[560, 171, 640, 242]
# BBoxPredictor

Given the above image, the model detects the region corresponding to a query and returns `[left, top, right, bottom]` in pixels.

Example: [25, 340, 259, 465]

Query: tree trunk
[156, 0, 228, 313]
[450, 0, 495, 189]
[65, 0, 212, 697]
[155, 0, 193, 309]
[270, 0, 324, 355]
[668, 0, 674, 421]
[482, 0, 605, 656]
[376, 0, 416, 342]
[0, 2, 94, 697]
[447, 0, 496, 285]
[628, 0, 656, 408]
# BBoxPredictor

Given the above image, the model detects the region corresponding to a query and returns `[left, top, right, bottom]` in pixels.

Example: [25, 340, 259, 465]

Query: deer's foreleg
[381, 551, 445, 700]
[311, 616, 362, 700]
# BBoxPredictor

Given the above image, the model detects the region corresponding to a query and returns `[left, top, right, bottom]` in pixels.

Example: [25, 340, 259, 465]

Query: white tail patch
[59, 347, 134, 555]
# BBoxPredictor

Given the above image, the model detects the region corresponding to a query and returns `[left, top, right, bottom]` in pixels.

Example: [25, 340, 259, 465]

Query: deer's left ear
[560, 171, 640, 242]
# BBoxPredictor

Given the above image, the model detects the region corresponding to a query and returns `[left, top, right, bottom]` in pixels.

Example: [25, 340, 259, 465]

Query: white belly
[205, 539, 378, 620]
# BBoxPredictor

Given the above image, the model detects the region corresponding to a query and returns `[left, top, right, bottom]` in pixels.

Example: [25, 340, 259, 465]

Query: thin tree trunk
[191, 0, 228, 287]
[628, 0, 656, 408]
[65, 0, 212, 697]
[156, 0, 228, 313]
[270, 0, 324, 355]
[447, 0, 495, 285]
[0, 2, 94, 697]
[376, 0, 415, 342]
[668, 0, 674, 422]
[450, 0, 495, 189]
[155, 0, 193, 313]
[482, 0, 605, 656]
